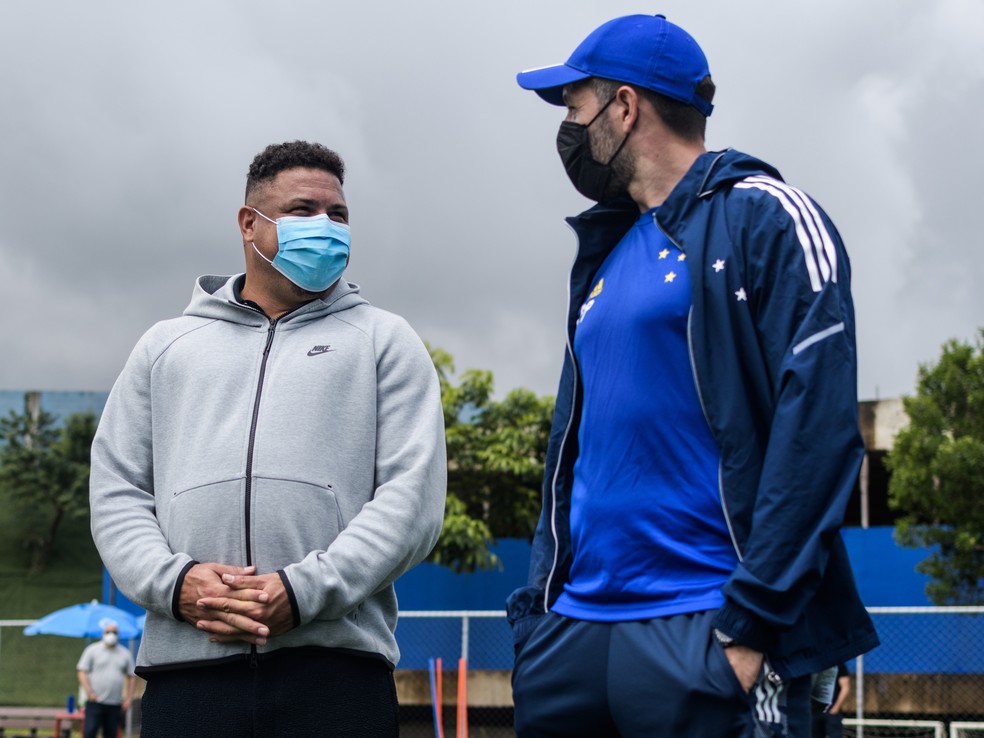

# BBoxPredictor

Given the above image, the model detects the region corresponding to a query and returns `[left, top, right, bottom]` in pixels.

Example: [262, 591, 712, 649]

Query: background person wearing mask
[76, 621, 135, 738]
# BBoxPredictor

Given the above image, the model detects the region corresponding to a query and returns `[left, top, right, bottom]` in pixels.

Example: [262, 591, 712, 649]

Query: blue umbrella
[24, 599, 143, 640]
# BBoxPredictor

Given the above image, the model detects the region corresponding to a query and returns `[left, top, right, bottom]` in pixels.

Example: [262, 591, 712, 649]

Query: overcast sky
[1, 0, 981, 402]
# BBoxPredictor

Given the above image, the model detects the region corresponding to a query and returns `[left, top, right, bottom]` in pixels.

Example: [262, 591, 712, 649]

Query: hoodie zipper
[238, 293, 341, 560]
[242, 318, 278, 668]
[244, 319, 279, 567]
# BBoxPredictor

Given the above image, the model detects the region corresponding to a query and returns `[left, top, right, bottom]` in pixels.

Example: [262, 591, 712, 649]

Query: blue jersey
[553, 208, 737, 622]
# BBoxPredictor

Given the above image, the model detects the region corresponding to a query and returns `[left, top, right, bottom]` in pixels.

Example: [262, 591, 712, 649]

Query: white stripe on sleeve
[792, 322, 846, 355]
[734, 176, 837, 292]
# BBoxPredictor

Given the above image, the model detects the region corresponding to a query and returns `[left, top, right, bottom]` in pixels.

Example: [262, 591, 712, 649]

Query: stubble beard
[592, 117, 634, 201]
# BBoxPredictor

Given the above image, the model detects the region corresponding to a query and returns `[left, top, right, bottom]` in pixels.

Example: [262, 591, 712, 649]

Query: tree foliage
[0, 400, 97, 576]
[427, 345, 554, 573]
[886, 329, 984, 605]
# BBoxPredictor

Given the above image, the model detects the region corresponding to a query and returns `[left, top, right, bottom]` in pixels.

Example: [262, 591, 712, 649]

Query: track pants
[512, 610, 811, 738]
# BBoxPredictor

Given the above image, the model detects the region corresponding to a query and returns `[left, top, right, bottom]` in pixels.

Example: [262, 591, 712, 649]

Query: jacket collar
[659, 149, 784, 231]
[565, 149, 782, 252]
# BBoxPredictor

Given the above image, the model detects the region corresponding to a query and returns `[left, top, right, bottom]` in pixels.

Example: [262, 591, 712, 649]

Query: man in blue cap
[507, 14, 878, 737]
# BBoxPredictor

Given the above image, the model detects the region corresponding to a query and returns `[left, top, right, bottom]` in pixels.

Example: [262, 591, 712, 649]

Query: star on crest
[659, 248, 670, 260]
[713, 259, 725, 272]
[677, 253, 686, 262]
[665, 272, 677, 283]
[735, 287, 747, 302]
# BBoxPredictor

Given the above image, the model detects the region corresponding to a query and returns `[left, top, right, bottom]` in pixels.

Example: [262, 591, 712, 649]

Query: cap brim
[516, 63, 590, 106]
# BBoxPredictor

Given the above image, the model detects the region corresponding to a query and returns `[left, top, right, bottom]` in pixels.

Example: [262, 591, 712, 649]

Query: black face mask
[556, 95, 632, 202]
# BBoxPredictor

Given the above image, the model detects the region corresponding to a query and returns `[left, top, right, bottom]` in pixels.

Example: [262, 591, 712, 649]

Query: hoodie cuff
[711, 601, 777, 654]
[171, 560, 199, 621]
[277, 570, 301, 629]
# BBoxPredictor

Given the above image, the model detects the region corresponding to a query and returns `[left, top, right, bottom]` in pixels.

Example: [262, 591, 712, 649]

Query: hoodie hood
[184, 274, 368, 326]
[696, 148, 783, 195]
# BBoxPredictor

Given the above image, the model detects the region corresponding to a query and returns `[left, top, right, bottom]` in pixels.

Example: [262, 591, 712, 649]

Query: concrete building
[850, 397, 910, 528]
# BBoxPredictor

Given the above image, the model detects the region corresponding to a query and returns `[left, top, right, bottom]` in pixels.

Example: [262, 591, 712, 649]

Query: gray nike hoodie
[90, 274, 447, 670]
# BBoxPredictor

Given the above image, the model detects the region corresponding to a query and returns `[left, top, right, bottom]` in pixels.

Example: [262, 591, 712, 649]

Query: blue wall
[394, 539, 530, 611]
[841, 527, 933, 607]
[394, 528, 938, 612]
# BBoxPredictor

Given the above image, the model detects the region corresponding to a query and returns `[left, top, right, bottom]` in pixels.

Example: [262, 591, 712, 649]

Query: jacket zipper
[543, 223, 584, 614]
[691, 326, 783, 688]
[686, 309, 743, 563]
[654, 213, 745, 562]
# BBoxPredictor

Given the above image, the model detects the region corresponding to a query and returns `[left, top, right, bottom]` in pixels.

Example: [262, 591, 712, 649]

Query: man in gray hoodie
[89, 140, 447, 737]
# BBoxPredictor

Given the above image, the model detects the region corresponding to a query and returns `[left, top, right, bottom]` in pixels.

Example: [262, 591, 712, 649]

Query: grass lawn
[0, 507, 104, 706]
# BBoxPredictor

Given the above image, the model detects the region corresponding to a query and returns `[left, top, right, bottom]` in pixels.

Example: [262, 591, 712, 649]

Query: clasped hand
[178, 563, 294, 645]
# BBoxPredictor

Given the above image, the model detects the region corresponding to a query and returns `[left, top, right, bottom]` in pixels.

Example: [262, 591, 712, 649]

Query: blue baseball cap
[516, 14, 713, 116]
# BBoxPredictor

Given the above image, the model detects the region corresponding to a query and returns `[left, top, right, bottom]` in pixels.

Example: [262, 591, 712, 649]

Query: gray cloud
[1, 0, 980, 401]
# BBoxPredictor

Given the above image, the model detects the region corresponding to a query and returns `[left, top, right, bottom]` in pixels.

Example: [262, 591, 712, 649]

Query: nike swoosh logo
[307, 345, 335, 357]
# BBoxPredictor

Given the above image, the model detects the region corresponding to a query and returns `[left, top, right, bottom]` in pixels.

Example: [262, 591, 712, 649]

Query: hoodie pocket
[165, 479, 245, 563]
[248, 476, 343, 573]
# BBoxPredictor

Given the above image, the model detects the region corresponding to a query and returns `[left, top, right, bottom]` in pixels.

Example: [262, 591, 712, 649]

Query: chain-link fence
[391, 607, 984, 738]
[844, 606, 984, 738]
[2, 606, 982, 737]
[395, 610, 514, 737]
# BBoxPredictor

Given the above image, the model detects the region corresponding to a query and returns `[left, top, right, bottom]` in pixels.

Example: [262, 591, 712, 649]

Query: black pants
[83, 701, 121, 738]
[140, 647, 399, 737]
[811, 712, 844, 738]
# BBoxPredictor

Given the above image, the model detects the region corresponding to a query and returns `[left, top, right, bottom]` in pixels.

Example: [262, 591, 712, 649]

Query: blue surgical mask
[251, 208, 351, 293]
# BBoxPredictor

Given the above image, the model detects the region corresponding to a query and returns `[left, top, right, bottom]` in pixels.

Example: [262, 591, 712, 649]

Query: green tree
[428, 345, 554, 573]
[886, 329, 984, 605]
[0, 400, 98, 576]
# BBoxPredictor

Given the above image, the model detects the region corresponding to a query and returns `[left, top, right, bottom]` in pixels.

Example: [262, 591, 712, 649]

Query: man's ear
[238, 206, 257, 242]
[614, 85, 640, 134]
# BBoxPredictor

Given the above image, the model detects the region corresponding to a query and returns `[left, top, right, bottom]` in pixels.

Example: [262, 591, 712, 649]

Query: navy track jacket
[506, 149, 879, 679]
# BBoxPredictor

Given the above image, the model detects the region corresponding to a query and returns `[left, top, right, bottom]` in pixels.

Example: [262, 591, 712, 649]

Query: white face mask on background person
[102, 631, 119, 646]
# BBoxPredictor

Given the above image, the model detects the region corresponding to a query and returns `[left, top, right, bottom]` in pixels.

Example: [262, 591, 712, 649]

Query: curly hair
[245, 141, 346, 203]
